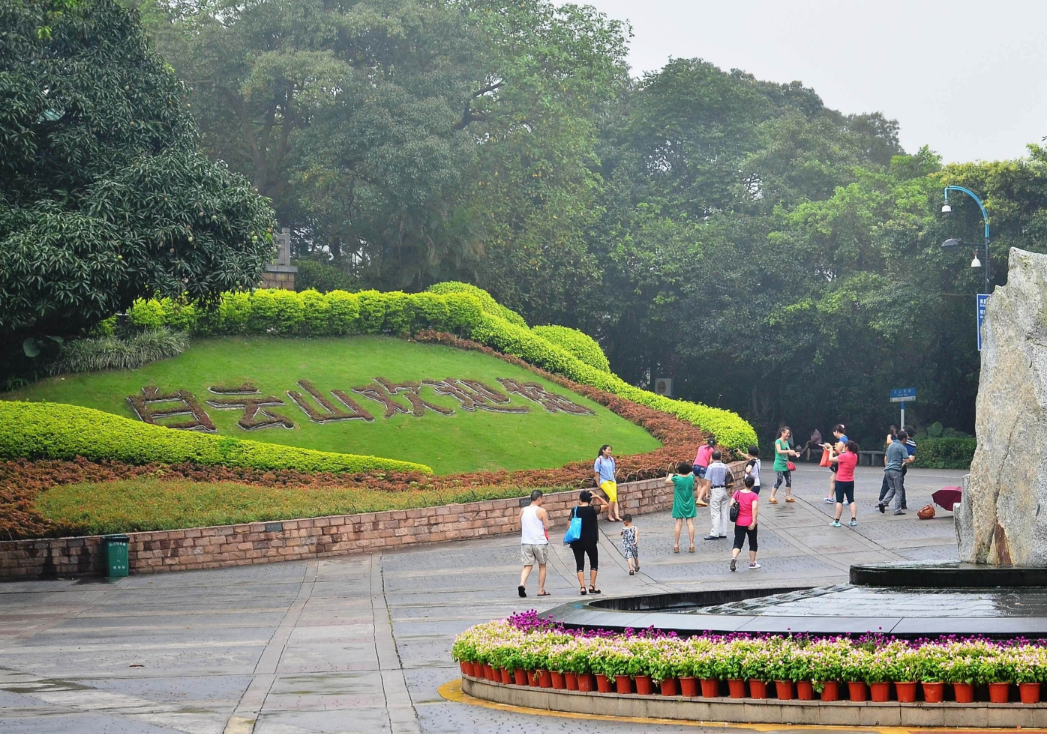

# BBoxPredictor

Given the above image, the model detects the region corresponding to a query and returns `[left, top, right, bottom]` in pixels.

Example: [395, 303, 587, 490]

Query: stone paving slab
[0, 466, 968, 733]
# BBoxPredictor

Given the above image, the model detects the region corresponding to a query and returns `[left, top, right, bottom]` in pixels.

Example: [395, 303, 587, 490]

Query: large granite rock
[956, 247, 1047, 564]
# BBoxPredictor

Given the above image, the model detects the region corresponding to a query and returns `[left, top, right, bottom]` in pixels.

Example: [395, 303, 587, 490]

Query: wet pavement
[0, 465, 965, 733]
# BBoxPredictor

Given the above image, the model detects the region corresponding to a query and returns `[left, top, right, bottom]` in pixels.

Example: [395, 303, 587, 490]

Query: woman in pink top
[827, 440, 859, 527]
[729, 475, 760, 571]
[692, 437, 715, 507]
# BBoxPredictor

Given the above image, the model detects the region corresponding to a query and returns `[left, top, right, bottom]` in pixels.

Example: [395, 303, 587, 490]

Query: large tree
[0, 0, 275, 350]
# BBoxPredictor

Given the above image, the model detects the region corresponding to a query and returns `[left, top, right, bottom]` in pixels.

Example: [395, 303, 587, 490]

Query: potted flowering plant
[626, 640, 656, 695]
[976, 649, 1013, 703]
[740, 647, 773, 699]
[892, 648, 920, 703]
[709, 642, 746, 698]
[1011, 647, 1043, 704]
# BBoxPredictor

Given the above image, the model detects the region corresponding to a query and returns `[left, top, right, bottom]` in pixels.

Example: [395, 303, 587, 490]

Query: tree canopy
[0, 0, 275, 353]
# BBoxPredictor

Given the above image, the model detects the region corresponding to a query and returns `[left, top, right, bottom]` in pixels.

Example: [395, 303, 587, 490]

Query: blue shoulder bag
[563, 507, 582, 545]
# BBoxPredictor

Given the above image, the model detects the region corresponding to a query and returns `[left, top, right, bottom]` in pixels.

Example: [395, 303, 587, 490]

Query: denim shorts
[693, 466, 707, 479]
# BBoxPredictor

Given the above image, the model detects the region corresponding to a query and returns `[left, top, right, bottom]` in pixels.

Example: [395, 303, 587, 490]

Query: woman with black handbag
[568, 490, 606, 595]
[729, 475, 760, 571]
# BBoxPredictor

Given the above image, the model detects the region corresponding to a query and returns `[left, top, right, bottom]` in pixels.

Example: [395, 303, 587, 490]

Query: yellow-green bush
[426, 281, 528, 327]
[0, 402, 432, 475]
[532, 325, 611, 372]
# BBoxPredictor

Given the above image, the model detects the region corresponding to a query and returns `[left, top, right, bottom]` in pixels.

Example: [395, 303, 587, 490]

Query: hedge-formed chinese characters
[127, 377, 593, 431]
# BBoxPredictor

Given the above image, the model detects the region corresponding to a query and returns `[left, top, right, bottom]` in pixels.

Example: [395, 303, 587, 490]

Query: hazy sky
[568, 0, 1047, 163]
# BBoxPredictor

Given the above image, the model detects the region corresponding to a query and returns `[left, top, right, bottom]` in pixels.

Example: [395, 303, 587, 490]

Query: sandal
[696, 501, 708, 507]
[785, 497, 796, 503]
[580, 587, 587, 596]
[537, 591, 551, 596]
[673, 546, 680, 554]
[688, 545, 695, 553]
[589, 587, 601, 595]
[768, 498, 779, 504]
[629, 570, 635, 575]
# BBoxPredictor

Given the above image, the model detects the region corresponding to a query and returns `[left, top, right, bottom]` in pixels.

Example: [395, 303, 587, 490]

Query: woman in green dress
[666, 460, 697, 553]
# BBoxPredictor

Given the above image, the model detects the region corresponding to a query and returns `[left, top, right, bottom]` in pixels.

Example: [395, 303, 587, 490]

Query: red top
[733, 490, 758, 526]
[836, 451, 858, 482]
[695, 444, 714, 468]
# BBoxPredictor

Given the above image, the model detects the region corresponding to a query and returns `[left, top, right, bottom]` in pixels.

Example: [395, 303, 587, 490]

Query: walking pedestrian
[730, 475, 760, 571]
[878, 430, 909, 515]
[666, 461, 697, 553]
[827, 441, 859, 527]
[518, 490, 551, 598]
[703, 451, 732, 541]
[900, 427, 917, 510]
[570, 490, 607, 595]
[823, 424, 848, 504]
[621, 515, 640, 574]
[770, 427, 799, 504]
[744, 446, 761, 495]
[594, 445, 622, 522]
[877, 427, 897, 507]
[692, 437, 716, 507]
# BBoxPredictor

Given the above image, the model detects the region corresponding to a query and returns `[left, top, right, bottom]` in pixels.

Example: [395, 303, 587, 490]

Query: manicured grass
[6, 336, 660, 474]
[36, 478, 540, 535]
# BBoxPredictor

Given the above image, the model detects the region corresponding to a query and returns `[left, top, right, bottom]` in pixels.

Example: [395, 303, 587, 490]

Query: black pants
[733, 524, 758, 552]
[572, 542, 598, 572]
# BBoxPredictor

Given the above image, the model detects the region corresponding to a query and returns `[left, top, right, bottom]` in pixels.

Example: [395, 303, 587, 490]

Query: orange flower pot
[701, 678, 720, 697]
[565, 672, 578, 690]
[536, 670, 552, 689]
[870, 682, 891, 702]
[679, 676, 699, 697]
[513, 669, 527, 686]
[775, 680, 795, 700]
[550, 671, 565, 690]
[989, 682, 1011, 704]
[615, 675, 634, 695]
[796, 681, 814, 700]
[922, 682, 944, 703]
[748, 680, 767, 699]
[820, 681, 840, 702]
[499, 668, 511, 685]
[577, 673, 596, 692]
[660, 678, 679, 696]
[847, 681, 868, 702]
[634, 675, 655, 695]
[526, 670, 537, 687]
[895, 682, 917, 703]
[459, 661, 473, 677]
[1020, 683, 1041, 704]
[595, 674, 613, 693]
[484, 665, 495, 681]
[953, 682, 975, 703]
[728, 679, 747, 698]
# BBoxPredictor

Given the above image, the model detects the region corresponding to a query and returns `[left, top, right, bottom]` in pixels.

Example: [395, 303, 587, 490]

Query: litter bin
[104, 534, 130, 578]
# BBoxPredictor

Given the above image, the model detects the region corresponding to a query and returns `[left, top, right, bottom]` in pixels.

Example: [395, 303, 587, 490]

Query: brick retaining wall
[0, 463, 744, 581]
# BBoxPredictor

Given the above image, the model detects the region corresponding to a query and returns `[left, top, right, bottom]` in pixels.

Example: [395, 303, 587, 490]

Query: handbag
[563, 507, 582, 544]
[918, 504, 936, 520]
[787, 461, 797, 472]
[819, 449, 831, 468]
[729, 497, 740, 523]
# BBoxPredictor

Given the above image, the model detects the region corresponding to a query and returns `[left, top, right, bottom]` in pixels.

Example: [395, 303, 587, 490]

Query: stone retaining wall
[0, 464, 743, 580]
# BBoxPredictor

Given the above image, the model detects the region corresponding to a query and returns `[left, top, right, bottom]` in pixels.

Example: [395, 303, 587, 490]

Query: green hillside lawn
[6, 336, 660, 474]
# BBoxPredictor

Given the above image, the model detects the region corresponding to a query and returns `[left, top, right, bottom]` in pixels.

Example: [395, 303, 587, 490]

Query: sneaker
[823, 497, 833, 504]
[878, 503, 886, 515]
[518, 585, 526, 598]
[831, 520, 842, 528]
[730, 558, 737, 572]
[719, 535, 727, 539]
[894, 510, 906, 516]
[849, 519, 858, 527]
[749, 562, 761, 569]
[704, 535, 719, 540]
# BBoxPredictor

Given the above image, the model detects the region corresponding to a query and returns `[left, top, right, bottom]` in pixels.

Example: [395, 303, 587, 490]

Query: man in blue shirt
[878, 430, 910, 515]
[899, 428, 917, 510]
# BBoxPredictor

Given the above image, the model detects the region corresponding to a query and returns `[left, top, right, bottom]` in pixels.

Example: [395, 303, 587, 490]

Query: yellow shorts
[600, 480, 618, 502]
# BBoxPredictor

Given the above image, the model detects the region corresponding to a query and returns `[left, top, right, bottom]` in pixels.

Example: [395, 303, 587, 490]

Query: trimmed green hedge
[532, 325, 611, 372]
[0, 401, 433, 475]
[911, 437, 976, 470]
[123, 285, 757, 451]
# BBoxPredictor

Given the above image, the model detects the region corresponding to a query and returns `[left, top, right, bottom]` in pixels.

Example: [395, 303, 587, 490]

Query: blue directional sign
[977, 293, 990, 351]
[890, 387, 916, 403]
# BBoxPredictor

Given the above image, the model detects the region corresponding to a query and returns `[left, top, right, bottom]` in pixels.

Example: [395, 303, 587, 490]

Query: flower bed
[451, 612, 1047, 705]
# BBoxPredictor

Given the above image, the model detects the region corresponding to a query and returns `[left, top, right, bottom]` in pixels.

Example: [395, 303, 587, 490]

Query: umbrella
[932, 486, 963, 512]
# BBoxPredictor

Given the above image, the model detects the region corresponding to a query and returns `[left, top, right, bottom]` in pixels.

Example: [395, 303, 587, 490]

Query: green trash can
[104, 534, 130, 578]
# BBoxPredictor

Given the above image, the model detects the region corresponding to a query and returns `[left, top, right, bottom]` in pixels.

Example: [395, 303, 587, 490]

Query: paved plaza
[0, 465, 965, 734]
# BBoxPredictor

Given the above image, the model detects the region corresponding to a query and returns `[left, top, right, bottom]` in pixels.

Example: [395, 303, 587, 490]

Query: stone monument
[262, 227, 297, 290]
[956, 247, 1047, 564]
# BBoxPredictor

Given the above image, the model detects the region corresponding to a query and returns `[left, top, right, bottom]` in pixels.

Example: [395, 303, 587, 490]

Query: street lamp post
[941, 186, 990, 294]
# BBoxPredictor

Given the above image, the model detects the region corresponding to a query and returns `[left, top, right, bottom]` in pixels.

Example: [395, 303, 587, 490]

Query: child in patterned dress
[621, 515, 639, 575]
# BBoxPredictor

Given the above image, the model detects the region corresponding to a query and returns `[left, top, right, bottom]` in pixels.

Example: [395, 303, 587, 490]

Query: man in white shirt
[519, 490, 551, 598]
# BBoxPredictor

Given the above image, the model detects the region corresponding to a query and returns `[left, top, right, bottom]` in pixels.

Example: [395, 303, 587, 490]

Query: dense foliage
[532, 325, 611, 372]
[910, 438, 977, 470]
[0, 0, 275, 360]
[0, 401, 431, 474]
[127, 0, 1047, 440]
[49, 329, 188, 375]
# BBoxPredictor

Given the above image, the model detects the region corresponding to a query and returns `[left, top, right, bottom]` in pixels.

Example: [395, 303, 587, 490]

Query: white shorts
[521, 543, 549, 566]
